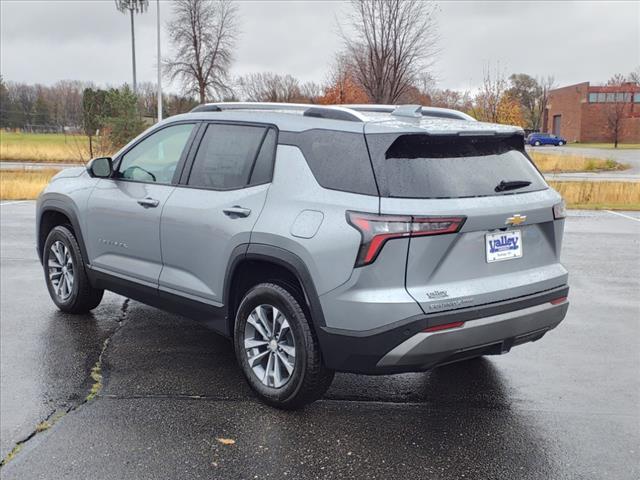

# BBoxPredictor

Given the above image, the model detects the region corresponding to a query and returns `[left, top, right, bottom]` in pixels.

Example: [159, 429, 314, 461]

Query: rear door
[365, 132, 568, 314]
[159, 122, 276, 306]
[86, 122, 197, 286]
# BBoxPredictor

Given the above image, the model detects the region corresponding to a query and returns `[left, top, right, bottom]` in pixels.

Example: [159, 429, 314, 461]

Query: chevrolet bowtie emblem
[505, 214, 527, 226]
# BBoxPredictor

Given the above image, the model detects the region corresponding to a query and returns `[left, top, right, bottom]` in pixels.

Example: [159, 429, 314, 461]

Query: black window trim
[110, 120, 201, 186]
[177, 120, 279, 192]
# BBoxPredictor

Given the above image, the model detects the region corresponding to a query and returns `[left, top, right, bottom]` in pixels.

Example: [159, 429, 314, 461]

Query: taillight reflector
[346, 211, 466, 267]
[550, 296, 567, 305]
[423, 321, 465, 333]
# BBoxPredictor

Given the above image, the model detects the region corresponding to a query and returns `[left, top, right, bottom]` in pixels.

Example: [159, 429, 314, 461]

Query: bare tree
[165, 0, 239, 104]
[628, 67, 640, 85]
[115, 0, 149, 93]
[533, 75, 554, 132]
[339, 0, 439, 104]
[430, 89, 473, 112]
[236, 73, 302, 103]
[472, 64, 508, 123]
[298, 82, 324, 104]
[605, 75, 633, 148]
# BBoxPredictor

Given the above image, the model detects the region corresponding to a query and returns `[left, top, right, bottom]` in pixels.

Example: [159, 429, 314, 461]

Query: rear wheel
[234, 283, 334, 409]
[558, 141, 564, 146]
[534, 140, 541, 146]
[43, 226, 103, 313]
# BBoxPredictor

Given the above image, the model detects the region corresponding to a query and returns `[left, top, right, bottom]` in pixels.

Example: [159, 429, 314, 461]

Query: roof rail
[342, 104, 476, 121]
[189, 102, 366, 122]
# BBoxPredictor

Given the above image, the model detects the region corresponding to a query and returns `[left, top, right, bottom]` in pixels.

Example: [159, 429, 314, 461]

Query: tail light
[550, 296, 568, 305]
[553, 200, 567, 219]
[346, 211, 466, 267]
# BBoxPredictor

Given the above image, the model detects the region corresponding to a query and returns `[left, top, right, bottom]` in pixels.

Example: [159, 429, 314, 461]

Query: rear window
[366, 133, 547, 198]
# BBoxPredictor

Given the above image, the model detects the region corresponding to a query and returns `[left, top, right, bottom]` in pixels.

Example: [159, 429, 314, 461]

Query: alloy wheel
[48, 240, 74, 300]
[243, 304, 296, 388]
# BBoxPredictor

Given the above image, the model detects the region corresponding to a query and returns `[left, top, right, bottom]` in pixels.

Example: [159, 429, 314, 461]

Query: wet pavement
[1, 201, 639, 479]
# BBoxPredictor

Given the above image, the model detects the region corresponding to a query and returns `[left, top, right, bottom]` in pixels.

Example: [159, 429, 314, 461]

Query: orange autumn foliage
[317, 76, 369, 105]
[497, 94, 524, 127]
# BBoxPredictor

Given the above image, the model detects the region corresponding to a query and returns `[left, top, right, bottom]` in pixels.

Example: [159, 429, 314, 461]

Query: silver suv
[37, 103, 570, 409]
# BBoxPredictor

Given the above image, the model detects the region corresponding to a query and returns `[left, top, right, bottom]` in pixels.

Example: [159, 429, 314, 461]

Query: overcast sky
[1, 0, 638, 94]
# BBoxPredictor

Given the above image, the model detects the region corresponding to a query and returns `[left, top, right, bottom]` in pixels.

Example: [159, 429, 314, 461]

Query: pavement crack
[0, 408, 65, 467]
[86, 298, 130, 401]
[0, 298, 131, 468]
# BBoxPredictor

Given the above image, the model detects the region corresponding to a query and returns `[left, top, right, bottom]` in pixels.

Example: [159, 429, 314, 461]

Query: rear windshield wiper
[495, 180, 532, 192]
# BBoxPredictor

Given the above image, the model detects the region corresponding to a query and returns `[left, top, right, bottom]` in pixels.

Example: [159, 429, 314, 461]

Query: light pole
[156, 0, 162, 121]
[114, 0, 149, 93]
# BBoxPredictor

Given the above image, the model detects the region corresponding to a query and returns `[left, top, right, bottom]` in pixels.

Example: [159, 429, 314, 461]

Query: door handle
[137, 197, 160, 208]
[223, 206, 251, 218]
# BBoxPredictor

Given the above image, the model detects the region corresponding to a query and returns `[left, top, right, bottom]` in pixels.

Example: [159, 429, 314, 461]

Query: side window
[249, 128, 276, 185]
[118, 123, 195, 184]
[288, 130, 378, 195]
[188, 124, 270, 189]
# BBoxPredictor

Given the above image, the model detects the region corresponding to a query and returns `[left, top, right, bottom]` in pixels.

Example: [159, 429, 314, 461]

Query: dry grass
[530, 152, 627, 173]
[0, 132, 93, 163]
[3, 168, 638, 211]
[0, 170, 59, 200]
[549, 180, 640, 210]
[566, 143, 640, 150]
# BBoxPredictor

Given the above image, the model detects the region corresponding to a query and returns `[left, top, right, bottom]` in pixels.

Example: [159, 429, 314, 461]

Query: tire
[43, 225, 104, 313]
[534, 141, 541, 146]
[558, 141, 564, 146]
[234, 283, 334, 409]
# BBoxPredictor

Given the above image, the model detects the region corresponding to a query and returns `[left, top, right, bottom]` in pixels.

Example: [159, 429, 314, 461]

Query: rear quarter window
[366, 133, 548, 198]
[279, 130, 378, 196]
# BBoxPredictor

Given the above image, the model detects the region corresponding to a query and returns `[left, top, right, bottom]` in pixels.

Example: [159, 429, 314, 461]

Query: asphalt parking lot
[1, 201, 639, 479]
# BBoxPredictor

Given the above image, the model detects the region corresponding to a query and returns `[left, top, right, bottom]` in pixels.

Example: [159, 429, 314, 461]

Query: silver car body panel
[251, 145, 377, 296]
[159, 183, 270, 305]
[85, 179, 176, 288]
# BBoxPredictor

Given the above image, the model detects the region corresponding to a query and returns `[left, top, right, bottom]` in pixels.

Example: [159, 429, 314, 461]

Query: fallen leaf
[217, 438, 236, 446]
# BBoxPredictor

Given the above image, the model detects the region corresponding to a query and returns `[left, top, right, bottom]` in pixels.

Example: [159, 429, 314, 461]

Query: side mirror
[87, 157, 113, 178]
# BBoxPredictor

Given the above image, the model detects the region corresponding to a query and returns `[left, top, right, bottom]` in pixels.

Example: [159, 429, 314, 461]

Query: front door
[159, 123, 277, 307]
[86, 122, 197, 287]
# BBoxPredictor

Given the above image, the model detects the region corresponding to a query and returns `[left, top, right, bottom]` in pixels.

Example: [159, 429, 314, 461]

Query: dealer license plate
[486, 230, 522, 263]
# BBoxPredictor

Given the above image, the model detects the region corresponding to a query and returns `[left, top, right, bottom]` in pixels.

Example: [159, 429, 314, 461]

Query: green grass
[566, 143, 640, 150]
[0, 131, 89, 145]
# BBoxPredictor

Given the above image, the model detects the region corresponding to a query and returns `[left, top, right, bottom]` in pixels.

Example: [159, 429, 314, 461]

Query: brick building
[542, 82, 640, 143]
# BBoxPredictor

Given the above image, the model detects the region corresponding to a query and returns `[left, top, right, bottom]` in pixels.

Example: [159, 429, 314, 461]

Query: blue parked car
[527, 133, 567, 146]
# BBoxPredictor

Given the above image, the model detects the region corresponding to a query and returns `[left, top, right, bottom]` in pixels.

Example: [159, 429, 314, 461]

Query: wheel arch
[38, 199, 89, 266]
[224, 244, 326, 338]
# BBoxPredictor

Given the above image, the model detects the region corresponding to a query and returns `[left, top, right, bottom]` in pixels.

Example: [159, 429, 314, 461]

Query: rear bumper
[317, 285, 569, 374]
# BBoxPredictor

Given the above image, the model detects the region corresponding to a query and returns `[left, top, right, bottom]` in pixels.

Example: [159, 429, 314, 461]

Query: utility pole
[156, 0, 162, 121]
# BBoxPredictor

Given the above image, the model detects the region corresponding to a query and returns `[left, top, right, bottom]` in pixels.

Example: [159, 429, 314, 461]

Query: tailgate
[381, 192, 568, 314]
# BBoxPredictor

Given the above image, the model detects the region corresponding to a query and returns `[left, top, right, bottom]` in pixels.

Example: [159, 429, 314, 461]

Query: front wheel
[557, 141, 564, 146]
[534, 140, 541, 146]
[234, 283, 334, 409]
[43, 225, 104, 313]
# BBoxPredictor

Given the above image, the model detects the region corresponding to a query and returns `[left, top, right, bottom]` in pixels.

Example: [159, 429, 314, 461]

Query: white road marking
[0, 200, 30, 206]
[606, 210, 640, 223]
